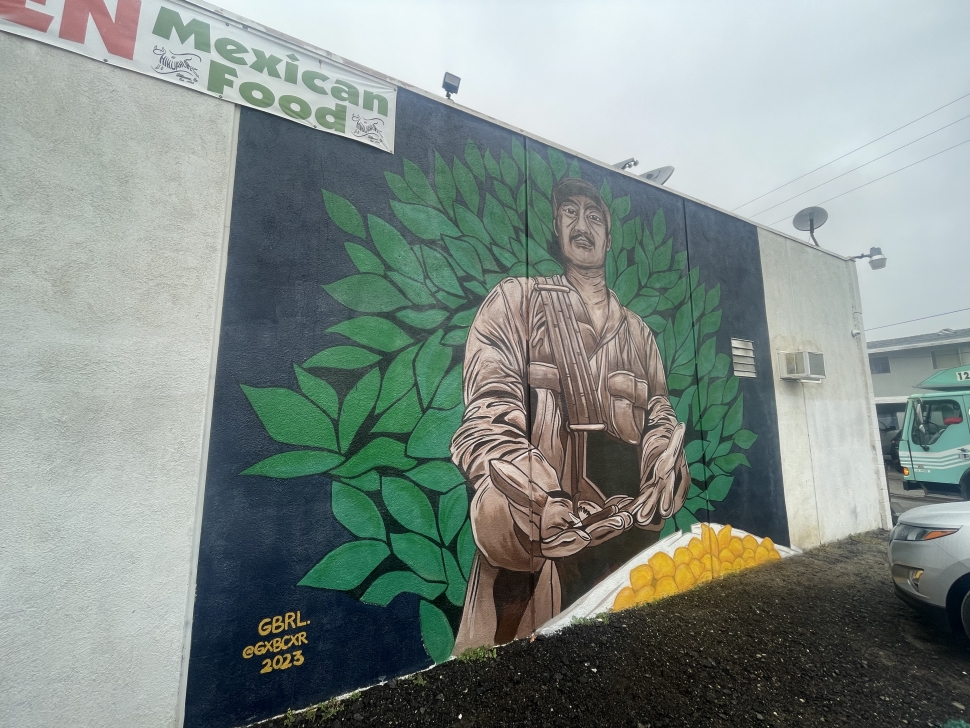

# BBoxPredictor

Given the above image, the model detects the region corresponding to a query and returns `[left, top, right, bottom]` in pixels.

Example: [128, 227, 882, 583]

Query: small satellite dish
[640, 166, 675, 185]
[792, 206, 828, 246]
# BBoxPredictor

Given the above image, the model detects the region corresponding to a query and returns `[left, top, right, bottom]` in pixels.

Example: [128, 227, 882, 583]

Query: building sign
[0, 0, 397, 151]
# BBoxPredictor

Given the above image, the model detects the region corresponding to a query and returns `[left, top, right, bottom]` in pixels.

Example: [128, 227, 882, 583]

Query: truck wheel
[961, 471, 970, 501]
[963, 590, 970, 640]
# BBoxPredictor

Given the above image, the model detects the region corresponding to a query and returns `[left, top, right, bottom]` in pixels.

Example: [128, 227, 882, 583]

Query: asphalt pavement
[885, 464, 963, 523]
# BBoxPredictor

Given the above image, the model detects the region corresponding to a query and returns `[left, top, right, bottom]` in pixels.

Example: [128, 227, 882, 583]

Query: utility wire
[866, 307, 970, 332]
[768, 137, 970, 226]
[749, 111, 970, 218]
[732, 90, 970, 211]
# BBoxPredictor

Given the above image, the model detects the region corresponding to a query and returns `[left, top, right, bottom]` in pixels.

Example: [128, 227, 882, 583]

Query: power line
[749, 111, 970, 218]
[866, 307, 970, 332]
[731, 90, 970, 211]
[768, 136, 970, 226]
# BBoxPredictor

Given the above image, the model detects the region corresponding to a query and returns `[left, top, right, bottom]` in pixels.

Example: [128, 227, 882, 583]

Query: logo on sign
[152, 46, 200, 84]
[351, 114, 385, 145]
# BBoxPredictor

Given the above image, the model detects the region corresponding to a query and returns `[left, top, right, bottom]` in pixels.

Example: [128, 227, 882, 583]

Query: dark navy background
[185, 91, 789, 728]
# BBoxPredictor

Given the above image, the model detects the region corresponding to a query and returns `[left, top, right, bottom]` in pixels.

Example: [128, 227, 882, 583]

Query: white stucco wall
[0, 33, 235, 728]
[757, 229, 891, 549]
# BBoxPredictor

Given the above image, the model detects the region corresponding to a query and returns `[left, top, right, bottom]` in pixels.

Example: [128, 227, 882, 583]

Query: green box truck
[899, 364, 970, 500]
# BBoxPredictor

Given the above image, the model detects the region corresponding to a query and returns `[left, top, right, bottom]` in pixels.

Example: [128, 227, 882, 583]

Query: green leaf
[484, 149, 500, 179]
[293, 365, 339, 419]
[705, 475, 733, 502]
[684, 496, 713, 514]
[613, 266, 639, 306]
[630, 294, 660, 319]
[339, 369, 380, 452]
[483, 194, 515, 247]
[431, 365, 463, 409]
[511, 139, 526, 170]
[648, 271, 680, 289]
[303, 346, 382, 370]
[403, 159, 441, 210]
[361, 571, 446, 607]
[527, 150, 553, 196]
[408, 405, 464, 459]
[493, 179, 516, 209]
[327, 316, 413, 353]
[674, 250, 687, 271]
[376, 344, 419, 412]
[658, 518, 676, 539]
[383, 477, 439, 540]
[372, 388, 422, 434]
[241, 450, 343, 478]
[415, 331, 452, 406]
[599, 180, 613, 206]
[696, 338, 717, 378]
[699, 310, 722, 341]
[434, 152, 456, 216]
[390, 200, 461, 241]
[324, 274, 409, 313]
[611, 195, 631, 219]
[652, 209, 667, 246]
[322, 190, 365, 239]
[534, 259, 563, 276]
[723, 393, 744, 437]
[419, 600, 454, 664]
[675, 508, 698, 531]
[674, 302, 693, 349]
[733, 429, 758, 449]
[464, 141, 486, 181]
[568, 158, 582, 178]
[705, 284, 721, 314]
[420, 246, 463, 295]
[342, 471, 380, 491]
[685, 439, 705, 464]
[440, 237, 483, 281]
[463, 236, 499, 272]
[332, 482, 385, 541]
[453, 160, 480, 214]
[700, 404, 728, 431]
[241, 385, 337, 450]
[438, 485, 468, 545]
[652, 240, 672, 272]
[667, 373, 694, 391]
[707, 378, 726, 408]
[397, 309, 449, 329]
[500, 150, 519, 187]
[674, 385, 695, 422]
[714, 452, 750, 472]
[442, 549, 467, 607]
[454, 206, 491, 246]
[606, 253, 617, 288]
[298, 540, 389, 590]
[368, 215, 423, 280]
[408, 460, 466, 492]
[332, 438, 416, 478]
[634, 244, 651, 285]
[385, 172, 422, 205]
[391, 532, 445, 581]
[712, 353, 732, 379]
[457, 520, 475, 578]
[547, 148, 567, 180]
[344, 242, 385, 275]
[387, 272, 435, 306]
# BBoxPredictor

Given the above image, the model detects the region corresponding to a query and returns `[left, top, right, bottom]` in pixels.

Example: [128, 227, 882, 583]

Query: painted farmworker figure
[450, 177, 689, 653]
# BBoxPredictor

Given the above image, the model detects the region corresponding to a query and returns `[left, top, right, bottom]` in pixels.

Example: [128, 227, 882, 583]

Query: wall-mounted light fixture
[613, 158, 638, 171]
[442, 72, 461, 99]
[850, 247, 887, 270]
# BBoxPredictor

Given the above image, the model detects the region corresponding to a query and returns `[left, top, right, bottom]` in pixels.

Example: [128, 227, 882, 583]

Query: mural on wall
[237, 138, 760, 662]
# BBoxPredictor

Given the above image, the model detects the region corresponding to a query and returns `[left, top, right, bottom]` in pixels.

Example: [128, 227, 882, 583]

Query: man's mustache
[569, 231, 594, 247]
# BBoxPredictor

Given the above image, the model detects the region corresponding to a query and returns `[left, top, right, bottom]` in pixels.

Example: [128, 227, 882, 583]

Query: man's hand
[625, 422, 686, 527]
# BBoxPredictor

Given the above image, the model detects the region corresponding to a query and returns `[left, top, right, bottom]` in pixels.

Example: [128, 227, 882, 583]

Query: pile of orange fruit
[612, 524, 780, 611]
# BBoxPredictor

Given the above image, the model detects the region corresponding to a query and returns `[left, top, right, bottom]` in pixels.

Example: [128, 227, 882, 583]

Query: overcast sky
[214, 0, 969, 341]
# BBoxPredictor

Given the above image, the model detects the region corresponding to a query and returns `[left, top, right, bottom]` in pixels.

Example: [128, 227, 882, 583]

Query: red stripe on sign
[0, 0, 55, 32]
[59, 0, 142, 60]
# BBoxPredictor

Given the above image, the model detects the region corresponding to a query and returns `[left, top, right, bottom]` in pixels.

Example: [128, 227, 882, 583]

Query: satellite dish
[640, 166, 675, 185]
[792, 206, 828, 246]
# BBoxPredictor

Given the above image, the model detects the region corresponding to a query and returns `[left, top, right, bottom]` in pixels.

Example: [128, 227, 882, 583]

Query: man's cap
[551, 178, 611, 234]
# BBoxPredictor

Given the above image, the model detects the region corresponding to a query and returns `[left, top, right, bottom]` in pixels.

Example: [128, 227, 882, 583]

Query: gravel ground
[251, 531, 970, 728]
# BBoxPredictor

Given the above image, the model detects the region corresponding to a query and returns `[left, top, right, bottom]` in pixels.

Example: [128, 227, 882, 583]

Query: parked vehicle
[897, 365, 970, 499]
[889, 501, 970, 638]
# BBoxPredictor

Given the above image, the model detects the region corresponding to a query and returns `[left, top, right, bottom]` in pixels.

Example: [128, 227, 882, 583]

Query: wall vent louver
[731, 338, 757, 378]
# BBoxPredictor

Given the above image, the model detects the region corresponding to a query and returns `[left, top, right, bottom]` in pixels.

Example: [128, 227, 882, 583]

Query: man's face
[554, 195, 611, 270]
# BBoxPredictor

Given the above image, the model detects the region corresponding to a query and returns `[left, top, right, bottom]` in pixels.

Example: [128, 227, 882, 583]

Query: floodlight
[614, 158, 638, 171]
[850, 246, 888, 271]
[442, 72, 460, 99]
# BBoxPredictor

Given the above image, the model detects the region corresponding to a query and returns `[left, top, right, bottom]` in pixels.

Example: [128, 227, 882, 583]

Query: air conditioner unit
[778, 351, 825, 381]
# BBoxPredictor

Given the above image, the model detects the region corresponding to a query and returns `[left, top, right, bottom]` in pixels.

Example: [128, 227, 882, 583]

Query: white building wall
[757, 229, 891, 549]
[0, 33, 235, 728]
[871, 350, 935, 399]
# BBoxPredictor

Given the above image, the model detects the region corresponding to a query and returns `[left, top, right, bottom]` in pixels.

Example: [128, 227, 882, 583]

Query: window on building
[869, 355, 890, 374]
[932, 349, 962, 370]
